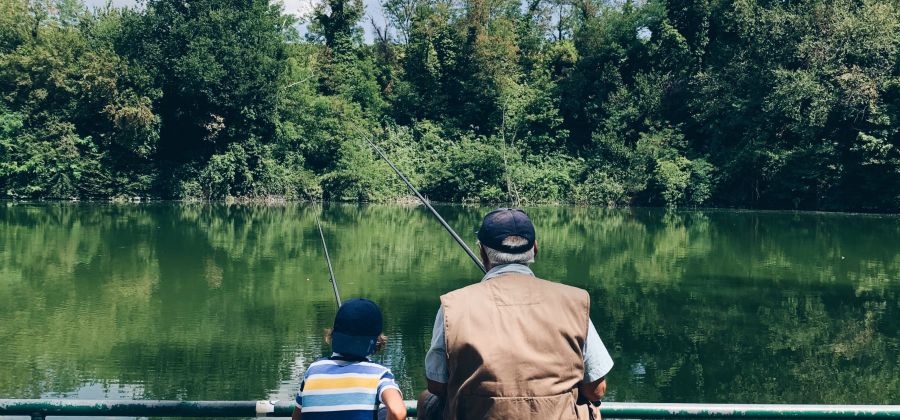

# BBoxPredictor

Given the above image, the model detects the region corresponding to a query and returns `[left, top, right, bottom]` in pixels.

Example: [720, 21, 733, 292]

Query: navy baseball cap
[331, 298, 383, 358]
[476, 208, 536, 253]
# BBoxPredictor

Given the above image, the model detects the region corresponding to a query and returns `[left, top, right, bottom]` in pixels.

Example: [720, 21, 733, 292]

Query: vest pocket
[457, 390, 578, 419]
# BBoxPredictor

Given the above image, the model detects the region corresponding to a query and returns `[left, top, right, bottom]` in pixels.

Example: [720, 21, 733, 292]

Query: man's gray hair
[479, 236, 535, 266]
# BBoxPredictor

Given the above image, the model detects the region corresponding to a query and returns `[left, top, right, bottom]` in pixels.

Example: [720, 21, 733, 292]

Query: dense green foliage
[0, 0, 898, 210]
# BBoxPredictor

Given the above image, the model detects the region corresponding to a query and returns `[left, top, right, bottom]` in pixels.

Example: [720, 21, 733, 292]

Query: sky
[82, 0, 388, 42]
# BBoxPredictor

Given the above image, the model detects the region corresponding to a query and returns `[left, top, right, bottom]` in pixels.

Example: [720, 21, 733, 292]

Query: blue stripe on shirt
[301, 392, 379, 408]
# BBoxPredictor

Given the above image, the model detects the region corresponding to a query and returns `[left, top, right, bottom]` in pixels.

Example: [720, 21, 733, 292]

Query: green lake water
[1, 202, 899, 410]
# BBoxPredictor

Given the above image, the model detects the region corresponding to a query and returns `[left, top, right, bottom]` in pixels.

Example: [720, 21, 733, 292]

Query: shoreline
[2, 197, 898, 216]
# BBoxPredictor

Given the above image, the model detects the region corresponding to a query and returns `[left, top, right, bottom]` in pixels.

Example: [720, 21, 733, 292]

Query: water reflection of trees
[560, 209, 900, 404]
[0, 203, 897, 403]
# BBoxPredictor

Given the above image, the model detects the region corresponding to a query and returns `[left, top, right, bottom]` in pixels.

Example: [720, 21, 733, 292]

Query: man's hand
[426, 379, 447, 398]
[579, 376, 607, 402]
[417, 380, 447, 420]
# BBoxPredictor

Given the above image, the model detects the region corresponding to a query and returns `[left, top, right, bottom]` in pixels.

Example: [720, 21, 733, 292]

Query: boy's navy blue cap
[476, 208, 536, 253]
[332, 298, 383, 358]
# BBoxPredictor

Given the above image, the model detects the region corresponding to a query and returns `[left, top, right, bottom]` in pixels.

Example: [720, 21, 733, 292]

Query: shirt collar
[481, 263, 534, 282]
[331, 352, 370, 362]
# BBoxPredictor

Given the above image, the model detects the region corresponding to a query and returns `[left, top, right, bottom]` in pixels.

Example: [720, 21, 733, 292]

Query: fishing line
[364, 137, 487, 274]
[315, 213, 341, 307]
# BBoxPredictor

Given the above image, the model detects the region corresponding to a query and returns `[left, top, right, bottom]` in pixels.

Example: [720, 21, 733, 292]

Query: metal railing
[3, 399, 900, 419]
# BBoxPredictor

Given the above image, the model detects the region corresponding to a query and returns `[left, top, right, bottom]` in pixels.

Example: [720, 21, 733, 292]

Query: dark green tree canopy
[0, 0, 897, 210]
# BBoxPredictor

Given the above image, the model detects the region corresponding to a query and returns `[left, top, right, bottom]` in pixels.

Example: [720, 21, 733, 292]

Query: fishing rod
[315, 214, 342, 307]
[364, 137, 487, 274]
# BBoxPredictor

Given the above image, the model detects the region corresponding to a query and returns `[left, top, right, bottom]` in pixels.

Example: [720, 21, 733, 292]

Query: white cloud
[84, 0, 138, 7]
[281, 0, 316, 17]
[81, 0, 386, 43]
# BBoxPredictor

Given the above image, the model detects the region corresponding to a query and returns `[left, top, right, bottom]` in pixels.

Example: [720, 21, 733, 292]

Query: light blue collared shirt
[424, 263, 614, 383]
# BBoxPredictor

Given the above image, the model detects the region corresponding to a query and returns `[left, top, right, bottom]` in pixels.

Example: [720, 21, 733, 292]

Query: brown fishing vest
[440, 273, 595, 420]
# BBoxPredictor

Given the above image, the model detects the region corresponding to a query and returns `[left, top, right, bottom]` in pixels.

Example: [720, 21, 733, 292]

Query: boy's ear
[373, 334, 388, 354]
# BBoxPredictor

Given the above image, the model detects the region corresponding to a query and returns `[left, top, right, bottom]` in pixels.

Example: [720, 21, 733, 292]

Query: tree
[119, 0, 289, 163]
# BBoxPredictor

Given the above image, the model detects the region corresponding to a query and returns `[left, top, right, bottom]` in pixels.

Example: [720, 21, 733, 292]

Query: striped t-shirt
[296, 355, 401, 420]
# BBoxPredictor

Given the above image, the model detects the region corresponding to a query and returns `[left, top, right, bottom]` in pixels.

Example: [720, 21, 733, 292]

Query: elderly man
[417, 208, 614, 419]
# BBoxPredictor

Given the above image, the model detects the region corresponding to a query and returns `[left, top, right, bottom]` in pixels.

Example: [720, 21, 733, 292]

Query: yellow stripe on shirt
[303, 377, 381, 391]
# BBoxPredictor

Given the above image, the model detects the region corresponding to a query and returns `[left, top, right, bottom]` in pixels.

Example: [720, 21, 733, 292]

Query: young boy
[293, 298, 407, 420]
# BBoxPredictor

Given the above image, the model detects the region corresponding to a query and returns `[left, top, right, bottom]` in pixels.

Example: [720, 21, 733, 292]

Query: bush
[422, 136, 507, 202]
[0, 114, 107, 199]
[655, 157, 692, 207]
[573, 170, 628, 207]
[186, 139, 320, 200]
[508, 153, 584, 204]
[320, 138, 398, 202]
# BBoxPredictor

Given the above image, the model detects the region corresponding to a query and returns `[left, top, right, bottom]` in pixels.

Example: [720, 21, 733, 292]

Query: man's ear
[533, 240, 538, 257]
